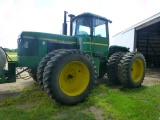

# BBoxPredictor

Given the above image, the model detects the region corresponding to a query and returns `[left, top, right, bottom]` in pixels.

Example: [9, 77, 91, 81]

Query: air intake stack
[62, 11, 68, 35]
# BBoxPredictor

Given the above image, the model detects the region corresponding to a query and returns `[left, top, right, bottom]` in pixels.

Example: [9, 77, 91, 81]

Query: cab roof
[73, 12, 112, 23]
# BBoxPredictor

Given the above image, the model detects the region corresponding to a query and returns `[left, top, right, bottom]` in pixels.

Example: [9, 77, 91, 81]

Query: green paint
[108, 45, 129, 58]
[76, 36, 92, 55]
[92, 36, 109, 58]
[21, 31, 77, 42]
[0, 62, 16, 84]
[93, 57, 100, 76]
[39, 40, 47, 57]
[17, 56, 42, 67]
[0, 72, 6, 84]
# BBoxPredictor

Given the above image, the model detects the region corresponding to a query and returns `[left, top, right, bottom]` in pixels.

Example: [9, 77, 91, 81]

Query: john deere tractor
[0, 11, 146, 105]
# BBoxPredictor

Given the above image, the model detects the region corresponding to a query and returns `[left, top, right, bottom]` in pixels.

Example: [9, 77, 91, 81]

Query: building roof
[113, 12, 160, 36]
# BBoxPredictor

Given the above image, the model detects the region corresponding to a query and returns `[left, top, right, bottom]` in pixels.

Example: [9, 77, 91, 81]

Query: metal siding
[111, 28, 135, 51]
[121, 29, 135, 51]
[113, 12, 160, 37]
[112, 12, 160, 52]
[110, 33, 121, 46]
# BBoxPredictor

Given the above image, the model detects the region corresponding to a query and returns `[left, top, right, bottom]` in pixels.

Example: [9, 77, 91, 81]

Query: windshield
[72, 17, 92, 36]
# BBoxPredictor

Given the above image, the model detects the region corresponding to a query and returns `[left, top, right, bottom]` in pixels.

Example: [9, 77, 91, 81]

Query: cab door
[92, 19, 109, 58]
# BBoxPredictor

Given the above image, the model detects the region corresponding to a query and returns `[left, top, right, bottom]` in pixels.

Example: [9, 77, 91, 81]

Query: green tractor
[0, 11, 146, 105]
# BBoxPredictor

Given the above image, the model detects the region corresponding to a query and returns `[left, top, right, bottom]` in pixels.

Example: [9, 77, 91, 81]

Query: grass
[6, 52, 17, 55]
[0, 83, 159, 120]
[6, 52, 17, 61]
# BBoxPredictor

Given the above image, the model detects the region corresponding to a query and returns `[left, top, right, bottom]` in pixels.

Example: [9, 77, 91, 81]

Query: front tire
[118, 52, 146, 87]
[37, 49, 65, 88]
[43, 49, 96, 105]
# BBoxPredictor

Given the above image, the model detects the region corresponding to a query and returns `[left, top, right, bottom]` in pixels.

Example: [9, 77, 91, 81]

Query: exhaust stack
[62, 11, 68, 35]
[68, 14, 75, 36]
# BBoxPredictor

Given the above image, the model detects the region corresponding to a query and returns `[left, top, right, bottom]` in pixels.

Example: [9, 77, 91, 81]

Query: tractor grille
[18, 38, 39, 56]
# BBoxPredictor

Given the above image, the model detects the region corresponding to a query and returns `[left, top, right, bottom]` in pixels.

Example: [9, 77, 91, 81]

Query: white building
[112, 12, 160, 68]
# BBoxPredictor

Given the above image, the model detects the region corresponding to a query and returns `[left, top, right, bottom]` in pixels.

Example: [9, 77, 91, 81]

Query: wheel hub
[64, 69, 76, 83]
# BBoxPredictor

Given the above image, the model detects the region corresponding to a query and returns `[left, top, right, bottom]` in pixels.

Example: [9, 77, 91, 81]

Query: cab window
[72, 17, 92, 36]
[93, 19, 107, 38]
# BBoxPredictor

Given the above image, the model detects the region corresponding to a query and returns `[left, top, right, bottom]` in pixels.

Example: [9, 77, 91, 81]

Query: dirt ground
[0, 68, 159, 102]
[0, 71, 34, 101]
[143, 68, 160, 86]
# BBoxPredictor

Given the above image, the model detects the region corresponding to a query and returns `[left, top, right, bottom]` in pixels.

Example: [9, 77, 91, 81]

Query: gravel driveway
[0, 71, 34, 101]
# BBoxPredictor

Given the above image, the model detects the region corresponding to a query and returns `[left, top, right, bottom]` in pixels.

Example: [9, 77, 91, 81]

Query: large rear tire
[43, 49, 96, 105]
[106, 52, 125, 84]
[37, 49, 65, 88]
[118, 52, 146, 87]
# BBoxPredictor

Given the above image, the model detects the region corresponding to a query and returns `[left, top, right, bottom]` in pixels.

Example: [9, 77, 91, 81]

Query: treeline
[3, 48, 17, 52]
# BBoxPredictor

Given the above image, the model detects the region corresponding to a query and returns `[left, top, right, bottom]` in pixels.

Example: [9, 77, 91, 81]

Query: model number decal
[23, 36, 34, 39]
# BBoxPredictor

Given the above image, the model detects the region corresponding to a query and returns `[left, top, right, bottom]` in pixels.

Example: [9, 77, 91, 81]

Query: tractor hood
[17, 31, 78, 67]
[19, 31, 77, 43]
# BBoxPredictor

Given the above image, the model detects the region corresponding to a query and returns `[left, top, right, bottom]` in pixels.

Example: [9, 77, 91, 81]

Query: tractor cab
[70, 12, 112, 57]
[71, 12, 112, 38]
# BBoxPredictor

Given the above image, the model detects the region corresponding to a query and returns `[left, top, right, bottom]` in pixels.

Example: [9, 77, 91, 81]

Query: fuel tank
[0, 47, 6, 73]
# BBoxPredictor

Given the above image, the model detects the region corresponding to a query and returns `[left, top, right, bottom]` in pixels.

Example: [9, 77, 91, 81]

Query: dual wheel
[107, 52, 146, 87]
[37, 49, 96, 105]
[30, 50, 146, 105]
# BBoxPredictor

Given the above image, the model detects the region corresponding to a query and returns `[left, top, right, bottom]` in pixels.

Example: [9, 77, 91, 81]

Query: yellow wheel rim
[59, 61, 90, 96]
[131, 59, 144, 82]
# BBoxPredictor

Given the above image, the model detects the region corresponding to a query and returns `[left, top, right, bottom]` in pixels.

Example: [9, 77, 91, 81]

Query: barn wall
[111, 28, 135, 51]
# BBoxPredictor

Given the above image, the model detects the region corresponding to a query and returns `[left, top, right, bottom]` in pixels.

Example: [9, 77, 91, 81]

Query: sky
[0, 0, 160, 49]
